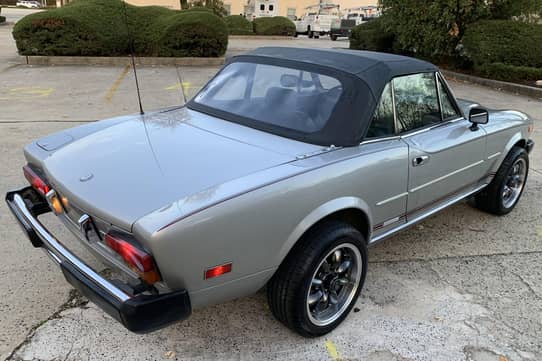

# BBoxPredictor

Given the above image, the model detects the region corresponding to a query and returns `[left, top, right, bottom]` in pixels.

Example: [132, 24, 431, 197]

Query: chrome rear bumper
[6, 187, 190, 333]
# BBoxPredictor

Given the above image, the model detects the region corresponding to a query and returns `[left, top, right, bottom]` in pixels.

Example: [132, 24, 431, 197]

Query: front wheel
[474, 146, 529, 215]
[267, 221, 367, 337]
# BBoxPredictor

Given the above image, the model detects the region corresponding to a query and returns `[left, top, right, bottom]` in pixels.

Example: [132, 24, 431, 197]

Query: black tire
[474, 146, 529, 215]
[308, 31, 314, 38]
[267, 221, 368, 337]
[331, 35, 338, 41]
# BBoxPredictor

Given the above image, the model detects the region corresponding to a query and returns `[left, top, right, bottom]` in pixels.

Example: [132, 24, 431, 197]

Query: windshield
[193, 62, 343, 134]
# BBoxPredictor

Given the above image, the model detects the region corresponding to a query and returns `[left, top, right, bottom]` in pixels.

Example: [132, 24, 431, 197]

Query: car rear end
[6, 163, 191, 333]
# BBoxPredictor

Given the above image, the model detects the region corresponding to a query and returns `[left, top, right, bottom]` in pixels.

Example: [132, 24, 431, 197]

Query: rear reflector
[23, 165, 50, 196]
[205, 263, 232, 280]
[105, 233, 161, 284]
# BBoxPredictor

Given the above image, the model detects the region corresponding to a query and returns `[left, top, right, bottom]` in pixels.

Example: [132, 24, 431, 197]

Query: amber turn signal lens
[50, 196, 63, 214]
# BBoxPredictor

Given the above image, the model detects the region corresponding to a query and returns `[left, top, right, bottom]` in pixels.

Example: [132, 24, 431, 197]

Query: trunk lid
[42, 108, 319, 230]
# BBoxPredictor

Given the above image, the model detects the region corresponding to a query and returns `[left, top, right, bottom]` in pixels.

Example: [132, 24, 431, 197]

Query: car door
[362, 83, 409, 239]
[394, 72, 487, 219]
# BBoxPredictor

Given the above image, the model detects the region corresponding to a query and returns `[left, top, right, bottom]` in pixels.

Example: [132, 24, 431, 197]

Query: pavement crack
[369, 250, 542, 265]
[508, 269, 542, 301]
[4, 289, 88, 361]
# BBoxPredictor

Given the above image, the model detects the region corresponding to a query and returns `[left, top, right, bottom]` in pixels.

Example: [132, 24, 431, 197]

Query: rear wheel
[474, 146, 529, 215]
[267, 221, 367, 337]
[331, 34, 338, 41]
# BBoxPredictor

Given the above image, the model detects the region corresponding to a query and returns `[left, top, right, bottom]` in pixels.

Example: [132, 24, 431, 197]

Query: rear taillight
[105, 232, 161, 284]
[23, 165, 50, 196]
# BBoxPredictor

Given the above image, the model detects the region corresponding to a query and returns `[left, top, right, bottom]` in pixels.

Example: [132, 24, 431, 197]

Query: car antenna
[175, 65, 188, 105]
[121, 0, 144, 115]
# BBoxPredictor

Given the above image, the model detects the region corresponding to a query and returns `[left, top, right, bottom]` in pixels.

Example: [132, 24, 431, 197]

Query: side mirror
[469, 107, 489, 131]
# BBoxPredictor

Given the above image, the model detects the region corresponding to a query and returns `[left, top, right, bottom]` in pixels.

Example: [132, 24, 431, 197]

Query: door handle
[412, 155, 430, 167]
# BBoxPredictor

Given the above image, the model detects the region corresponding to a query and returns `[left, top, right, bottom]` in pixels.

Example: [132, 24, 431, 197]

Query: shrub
[155, 10, 228, 57]
[225, 15, 253, 35]
[12, 0, 228, 57]
[253, 16, 295, 36]
[462, 20, 542, 68]
[0, 16, 5, 24]
[350, 18, 395, 52]
[475, 63, 542, 82]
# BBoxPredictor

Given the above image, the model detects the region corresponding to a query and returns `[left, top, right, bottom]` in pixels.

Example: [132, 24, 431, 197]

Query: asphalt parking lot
[1, 8, 542, 361]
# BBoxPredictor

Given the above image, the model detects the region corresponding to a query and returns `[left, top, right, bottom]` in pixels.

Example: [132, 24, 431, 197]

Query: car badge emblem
[80, 173, 94, 182]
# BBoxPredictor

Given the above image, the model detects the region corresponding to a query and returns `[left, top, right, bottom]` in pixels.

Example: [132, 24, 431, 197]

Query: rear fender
[278, 196, 371, 263]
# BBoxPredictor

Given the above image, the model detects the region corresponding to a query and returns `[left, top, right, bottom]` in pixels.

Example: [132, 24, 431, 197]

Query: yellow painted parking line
[325, 340, 341, 360]
[164, 81, 192, 91]
[0, 87, 54, 100]
[105, 64, 131, 103]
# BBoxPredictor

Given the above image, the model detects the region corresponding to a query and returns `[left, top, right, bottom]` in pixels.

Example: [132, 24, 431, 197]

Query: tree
[489, 0, 542, 21]
[180, 0, 189, 10]
[379, 0, 489, 59]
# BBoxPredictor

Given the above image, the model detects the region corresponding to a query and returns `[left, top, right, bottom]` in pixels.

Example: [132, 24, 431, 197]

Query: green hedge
[253, 16, 295, 36]
[462, 20, 542, 68]
[225, 15, 253, 35]
[349, 18, 395, 53]
[475, 63, 542, 82]
[12, 0, 228, 57]
[154, 10, 228, 57]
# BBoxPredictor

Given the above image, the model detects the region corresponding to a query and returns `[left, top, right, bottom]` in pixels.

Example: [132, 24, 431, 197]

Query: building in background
[123, 0, 378, 18]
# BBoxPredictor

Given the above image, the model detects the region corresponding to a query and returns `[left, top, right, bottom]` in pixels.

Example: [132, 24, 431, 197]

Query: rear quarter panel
[134, 141, 408, 308]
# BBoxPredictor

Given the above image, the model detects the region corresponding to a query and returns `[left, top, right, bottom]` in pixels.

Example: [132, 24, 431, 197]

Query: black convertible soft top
[245, 47, 437, 98]
[189, 47, 439, 146]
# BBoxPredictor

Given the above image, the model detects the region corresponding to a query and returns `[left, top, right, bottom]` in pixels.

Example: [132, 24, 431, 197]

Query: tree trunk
[180, 0, 189, 9]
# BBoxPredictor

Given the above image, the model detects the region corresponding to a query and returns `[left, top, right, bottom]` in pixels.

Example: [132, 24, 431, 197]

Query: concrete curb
[442, 70, 542, 99]
[20, 55, 225, 67]
[229, 35, 293, 40]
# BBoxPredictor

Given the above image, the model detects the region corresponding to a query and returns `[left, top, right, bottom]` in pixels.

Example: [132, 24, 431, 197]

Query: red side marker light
[23, 165, 50, 196]
[205, 263, 232, 280]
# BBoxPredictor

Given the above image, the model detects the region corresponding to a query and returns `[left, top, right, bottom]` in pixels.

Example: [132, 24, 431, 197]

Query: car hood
[43, 107, 320, 230]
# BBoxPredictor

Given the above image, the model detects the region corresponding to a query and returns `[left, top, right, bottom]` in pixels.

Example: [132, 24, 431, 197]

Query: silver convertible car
[6, 48, 535, 336]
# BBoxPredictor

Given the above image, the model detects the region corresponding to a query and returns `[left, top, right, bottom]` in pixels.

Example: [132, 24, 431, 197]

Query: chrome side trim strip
[399, 117, 464, 138]
[376, 192, 408, 206]
[409, 160, 485, 193]
[370, 183, 487, 244]
[382, 216, 401, 227]
[487, 152, 501, 160]
[13, 194, 131, 302]
[360, 136, 401, 145]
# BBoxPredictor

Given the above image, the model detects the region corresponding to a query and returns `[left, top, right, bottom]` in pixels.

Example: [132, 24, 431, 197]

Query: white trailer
[246, 0, 278, 19]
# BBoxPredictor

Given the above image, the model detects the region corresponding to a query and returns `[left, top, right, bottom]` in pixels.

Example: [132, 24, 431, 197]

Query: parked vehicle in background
[16, 0, 42, 8]
[330, 19, 356, 40]
[295, 3, 340, 38]
[344, 6, 381, 25]
[246, 0, 277, 19]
